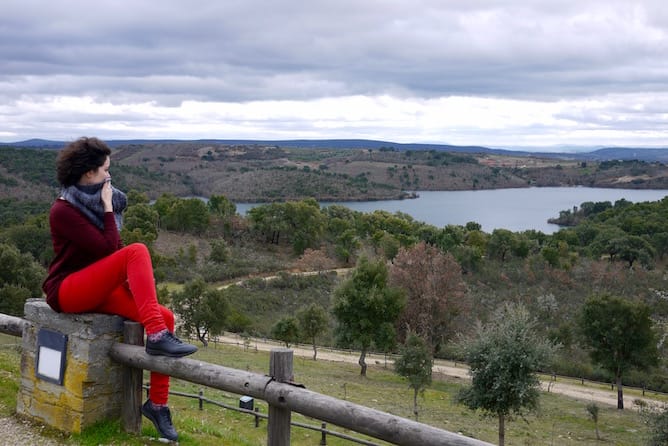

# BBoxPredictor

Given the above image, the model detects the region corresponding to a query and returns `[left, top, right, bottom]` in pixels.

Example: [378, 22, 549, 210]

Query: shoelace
[164, 333, 183, 344]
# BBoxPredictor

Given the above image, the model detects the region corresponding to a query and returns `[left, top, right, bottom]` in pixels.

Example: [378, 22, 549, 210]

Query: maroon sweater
[42, 199, 122, 312]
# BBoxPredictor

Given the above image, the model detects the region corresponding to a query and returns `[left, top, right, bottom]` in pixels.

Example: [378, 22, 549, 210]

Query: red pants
[59, 243, 171, 404]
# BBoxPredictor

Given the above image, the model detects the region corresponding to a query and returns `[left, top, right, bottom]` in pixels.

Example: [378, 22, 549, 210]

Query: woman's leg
[59, 246, 173, 404]
[147, 306, 174, 405]
[58, 243, 195, 405]
[58, 243, 166, 334]
[97, 285, 174, 405]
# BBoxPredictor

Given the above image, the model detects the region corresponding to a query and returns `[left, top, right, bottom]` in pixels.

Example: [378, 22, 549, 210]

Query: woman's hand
[102, 178, 113, 212]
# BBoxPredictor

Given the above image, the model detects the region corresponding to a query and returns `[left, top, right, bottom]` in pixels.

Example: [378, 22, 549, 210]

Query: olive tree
[457, 303, 555, 446]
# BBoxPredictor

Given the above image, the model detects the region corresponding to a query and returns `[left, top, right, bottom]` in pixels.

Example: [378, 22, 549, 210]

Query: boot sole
[145, 347, 198, 357]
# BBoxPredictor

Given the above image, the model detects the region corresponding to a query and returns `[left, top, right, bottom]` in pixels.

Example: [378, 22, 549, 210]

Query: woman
[42, 136, 196, 441]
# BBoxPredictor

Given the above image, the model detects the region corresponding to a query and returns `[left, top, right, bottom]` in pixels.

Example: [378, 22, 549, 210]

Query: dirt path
[217, 268, 352, 290]
[217, 333, 666, 410]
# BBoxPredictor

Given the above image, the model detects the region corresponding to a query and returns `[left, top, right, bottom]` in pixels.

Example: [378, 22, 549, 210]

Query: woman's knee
[123, 243, 154, 271]
[125, 242, 150, 257]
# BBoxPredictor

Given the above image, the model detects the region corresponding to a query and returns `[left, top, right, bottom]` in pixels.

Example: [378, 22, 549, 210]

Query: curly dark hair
[56, 137, 112, 186]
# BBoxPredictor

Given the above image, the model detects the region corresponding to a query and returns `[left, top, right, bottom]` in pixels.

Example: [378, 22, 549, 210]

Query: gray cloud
[3, 0, 666, 100]
[1, 0, 667, 145]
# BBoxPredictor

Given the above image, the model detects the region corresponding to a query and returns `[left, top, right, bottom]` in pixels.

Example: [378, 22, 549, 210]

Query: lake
[235, 187, 668, 234]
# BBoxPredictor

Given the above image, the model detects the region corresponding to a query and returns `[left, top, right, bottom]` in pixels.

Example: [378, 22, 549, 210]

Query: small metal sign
[36, 328, 68, 385]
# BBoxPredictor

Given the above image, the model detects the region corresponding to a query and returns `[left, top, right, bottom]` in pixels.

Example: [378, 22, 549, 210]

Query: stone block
[16, 299, 127, 433]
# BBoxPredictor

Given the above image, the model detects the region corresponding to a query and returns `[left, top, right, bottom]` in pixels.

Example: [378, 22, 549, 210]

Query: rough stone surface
[16, 299, 126, 433]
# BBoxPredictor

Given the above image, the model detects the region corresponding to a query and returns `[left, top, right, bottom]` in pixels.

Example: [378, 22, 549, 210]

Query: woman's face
[80, 156, 111, 185]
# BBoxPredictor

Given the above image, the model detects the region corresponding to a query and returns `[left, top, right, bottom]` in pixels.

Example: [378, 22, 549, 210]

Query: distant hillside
[2, 142, 668, 208]
[3, 138, 668, 162]
[99, 142, 668, 199]
[1, 138, 64, 148]
[584, 147, 668, 163]
[0, 138, 492, 152]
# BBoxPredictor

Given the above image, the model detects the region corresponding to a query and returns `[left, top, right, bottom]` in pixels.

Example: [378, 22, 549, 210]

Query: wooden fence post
[267, 348, 293, 446]
[121, 321, 144, 434]
[320, 422, 327, 445]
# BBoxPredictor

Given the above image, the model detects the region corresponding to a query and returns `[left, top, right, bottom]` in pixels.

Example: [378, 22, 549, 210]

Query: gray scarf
[60, 182, 127, 231]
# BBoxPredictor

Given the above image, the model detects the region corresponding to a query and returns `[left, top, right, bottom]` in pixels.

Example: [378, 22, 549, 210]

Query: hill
[585, 147, 668, 162]
[3, 138, 668, 162]
[107, 141, 668, 200]
[2, 142, 668, 206]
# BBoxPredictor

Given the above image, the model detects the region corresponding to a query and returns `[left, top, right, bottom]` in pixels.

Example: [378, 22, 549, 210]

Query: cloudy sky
[2, 0, 667, 149]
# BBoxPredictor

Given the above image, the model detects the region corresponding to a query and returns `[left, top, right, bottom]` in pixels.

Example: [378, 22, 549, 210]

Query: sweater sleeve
[51, 200, 121, 257]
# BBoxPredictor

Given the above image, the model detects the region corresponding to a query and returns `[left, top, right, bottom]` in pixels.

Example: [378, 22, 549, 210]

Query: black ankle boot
[141, 399, 178, 441]
[146, 331, 198, 357]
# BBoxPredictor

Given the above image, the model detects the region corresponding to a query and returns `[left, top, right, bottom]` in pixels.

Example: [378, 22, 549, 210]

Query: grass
[0, 332, 658, 445]
[0, 339, 20, 417]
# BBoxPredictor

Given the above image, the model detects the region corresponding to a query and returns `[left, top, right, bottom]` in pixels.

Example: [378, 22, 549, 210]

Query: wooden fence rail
[109, 342, 492, 446]
[1, 313, 492, 445]
[0, 313, 26, 337]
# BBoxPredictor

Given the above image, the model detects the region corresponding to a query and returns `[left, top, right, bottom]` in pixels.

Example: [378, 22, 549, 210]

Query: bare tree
[389, 241, 469, 353]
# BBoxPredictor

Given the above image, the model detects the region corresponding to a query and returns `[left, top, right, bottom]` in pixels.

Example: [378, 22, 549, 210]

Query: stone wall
[16, 299, 126, 433]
